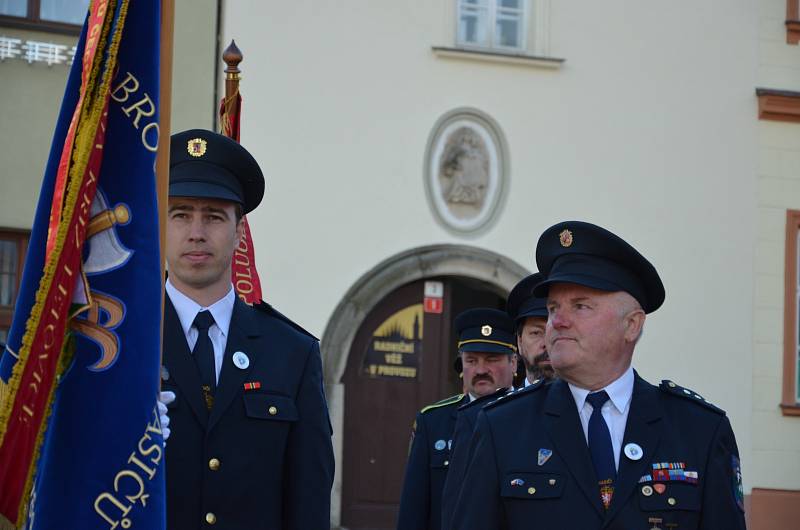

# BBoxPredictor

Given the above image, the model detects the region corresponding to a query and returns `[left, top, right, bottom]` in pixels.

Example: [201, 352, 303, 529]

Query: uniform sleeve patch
[732, 455, 744, 512]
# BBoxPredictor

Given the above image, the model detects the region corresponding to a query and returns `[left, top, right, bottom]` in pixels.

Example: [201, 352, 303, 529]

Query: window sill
[756, 88, 800, 123]
[431, 46, 565, 70]
[0, 16, 82, 36]
[780, 403, 800, 416]
[787, 19, 800, 45]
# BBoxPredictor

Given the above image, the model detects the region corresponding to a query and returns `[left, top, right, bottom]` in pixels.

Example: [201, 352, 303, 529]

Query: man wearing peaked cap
[452, 221, 746, 530]
[506, 272, 555, 386]
[397, 308, 516, 530]
[160, 129, 334, 530]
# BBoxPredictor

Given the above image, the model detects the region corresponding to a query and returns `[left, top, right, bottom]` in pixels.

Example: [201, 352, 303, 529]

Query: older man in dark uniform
[451, 221, 746, 530]
[396, 308, 517, 530]
[160, 129, 334, 530]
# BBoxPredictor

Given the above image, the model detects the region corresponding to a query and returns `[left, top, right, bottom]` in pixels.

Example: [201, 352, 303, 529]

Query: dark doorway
[340, 276, 505, 530]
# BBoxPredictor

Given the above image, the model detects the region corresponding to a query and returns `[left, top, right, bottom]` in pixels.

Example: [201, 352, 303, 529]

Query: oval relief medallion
[425, 108, 508, 234]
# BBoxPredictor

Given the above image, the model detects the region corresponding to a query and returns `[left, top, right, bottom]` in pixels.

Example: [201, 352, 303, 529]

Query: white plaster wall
[752, 0, 800, 491]
[222, 0, 759, 496]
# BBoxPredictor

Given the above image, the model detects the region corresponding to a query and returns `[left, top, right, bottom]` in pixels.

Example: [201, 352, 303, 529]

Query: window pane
[499, 0, 522, 8]
[496, 16, 521, 48]
[40, 0, 90, 25]
[0, 239, 18, 307]
[459, 6, 489, 45]
[0, 0, 27, 17]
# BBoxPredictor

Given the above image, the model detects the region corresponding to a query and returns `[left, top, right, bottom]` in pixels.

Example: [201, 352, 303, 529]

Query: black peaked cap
[534, 221, 665, 313]
[169, 129, 265, 214]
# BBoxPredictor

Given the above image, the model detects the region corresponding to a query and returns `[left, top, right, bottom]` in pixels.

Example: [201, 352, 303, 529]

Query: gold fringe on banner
[0, 0, 130, 524]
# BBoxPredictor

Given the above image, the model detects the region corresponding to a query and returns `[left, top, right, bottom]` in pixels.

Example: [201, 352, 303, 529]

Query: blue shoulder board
[484, 378, 547, 410]
[421, 393, 465, 414]
[457, 387, 510, 412]
[659, 380, 725, 414]
[255, 301, 318, 340]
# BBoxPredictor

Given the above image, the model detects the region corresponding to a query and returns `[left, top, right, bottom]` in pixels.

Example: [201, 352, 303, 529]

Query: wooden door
[340, 277, 504, 529]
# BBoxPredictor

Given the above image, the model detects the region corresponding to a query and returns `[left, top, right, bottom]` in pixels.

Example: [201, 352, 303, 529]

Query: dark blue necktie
[586, 390, 616, 488]
[193, 310, 216, 403]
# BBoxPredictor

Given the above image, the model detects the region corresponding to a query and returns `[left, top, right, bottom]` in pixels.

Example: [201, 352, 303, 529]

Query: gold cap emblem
[481, 325, 492, 336]
[187, 138, 207, 157]
[559, 229, 573, 248]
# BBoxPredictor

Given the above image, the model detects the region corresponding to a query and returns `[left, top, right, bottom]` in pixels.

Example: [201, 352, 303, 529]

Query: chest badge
[232, 351, 250, 370]
[537, 448, 553, 466]
[624, 442, 643, 461]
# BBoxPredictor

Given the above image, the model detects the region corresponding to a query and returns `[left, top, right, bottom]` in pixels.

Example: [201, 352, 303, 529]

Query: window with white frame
[457, 0, 527, 51]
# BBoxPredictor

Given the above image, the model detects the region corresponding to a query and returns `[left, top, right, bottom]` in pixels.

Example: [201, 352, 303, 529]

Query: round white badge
[232, 351, 250, 370]
[624, 442, 643, 461]
[434, 439, 446, 451]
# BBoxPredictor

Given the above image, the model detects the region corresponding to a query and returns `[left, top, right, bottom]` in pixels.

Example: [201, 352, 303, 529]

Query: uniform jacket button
[268, 406, 278, 415]
[208, 458, 220, 471]
[205, 512, 216, 524]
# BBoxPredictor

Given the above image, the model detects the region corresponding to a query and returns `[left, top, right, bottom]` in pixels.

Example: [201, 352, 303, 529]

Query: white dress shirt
[568, 365, 634, 471]
[165, 279, 235, 383]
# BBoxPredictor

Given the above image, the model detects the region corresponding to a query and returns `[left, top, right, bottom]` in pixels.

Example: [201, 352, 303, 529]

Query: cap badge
[481, 325, 492, 336]
[187, 138, 207, 157]
[559, 229, 573, 248]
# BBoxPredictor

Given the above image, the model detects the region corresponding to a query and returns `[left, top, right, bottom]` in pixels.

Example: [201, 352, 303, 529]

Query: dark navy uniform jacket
[440, 387, 511, 530]
[451, 374, 746, 530]
[396, 393, 469, 530]
[162, 297, 334, 530]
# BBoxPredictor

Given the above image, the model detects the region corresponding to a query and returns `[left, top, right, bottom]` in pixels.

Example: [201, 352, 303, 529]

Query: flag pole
[223, 40, 242, 135]
[157, 0, 174, 370]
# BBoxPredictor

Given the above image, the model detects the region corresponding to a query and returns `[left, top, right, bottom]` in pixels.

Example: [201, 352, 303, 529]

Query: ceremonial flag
[219, 45, 263, 304]
[0, 1, 166, 528]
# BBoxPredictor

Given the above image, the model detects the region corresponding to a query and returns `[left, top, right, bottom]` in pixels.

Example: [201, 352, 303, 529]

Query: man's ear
[234, 217, 245, 246]
[623, 310, 646, 343]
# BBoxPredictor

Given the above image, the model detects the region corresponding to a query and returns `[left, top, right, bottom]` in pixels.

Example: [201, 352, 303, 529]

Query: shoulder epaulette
[484, 378, 547, 410]
[255, 301, 318, 340]
[659, 380, 725, 415]
[421, 393, 465, 414]
[457, 387, 509, 412]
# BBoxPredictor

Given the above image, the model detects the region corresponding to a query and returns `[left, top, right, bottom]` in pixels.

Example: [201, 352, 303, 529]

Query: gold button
[268, 406, 278, 415]
[548, 479, 556, 485]
[527, 487, 536, 495]
[668, 497, 677, 506]
[208, 458, 220, 471]
[444, 460, 449, 466]
[668, 381, 676, 388]
[205, 512, 216, 524]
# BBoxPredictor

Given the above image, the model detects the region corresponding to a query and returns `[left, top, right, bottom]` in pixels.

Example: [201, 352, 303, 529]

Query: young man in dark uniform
[396, 308, 517, 530]
[161, 129, 334, 530]
[451, 221, 746, 530]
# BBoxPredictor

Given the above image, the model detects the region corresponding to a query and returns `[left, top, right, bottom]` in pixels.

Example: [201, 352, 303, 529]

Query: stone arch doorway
[322, 245, 528, 528]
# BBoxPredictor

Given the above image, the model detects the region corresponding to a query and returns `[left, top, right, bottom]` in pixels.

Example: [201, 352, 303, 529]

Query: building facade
[1, 1, 799, 528]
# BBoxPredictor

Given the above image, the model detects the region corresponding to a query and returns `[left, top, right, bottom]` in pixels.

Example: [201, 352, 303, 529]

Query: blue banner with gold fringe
[0, 1, 166, 528]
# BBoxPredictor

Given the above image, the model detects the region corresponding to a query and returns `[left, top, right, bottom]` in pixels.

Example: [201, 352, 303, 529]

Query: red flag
[219, 89, 263, 303]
